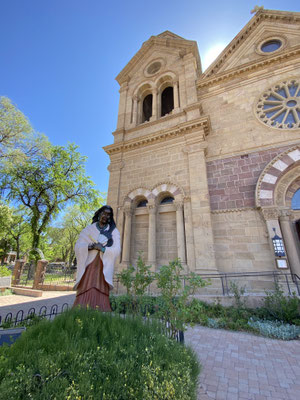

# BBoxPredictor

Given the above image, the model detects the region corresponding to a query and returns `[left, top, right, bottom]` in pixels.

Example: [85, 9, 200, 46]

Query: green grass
[0, 288, 13, 296]
[0, 308, 200, 400]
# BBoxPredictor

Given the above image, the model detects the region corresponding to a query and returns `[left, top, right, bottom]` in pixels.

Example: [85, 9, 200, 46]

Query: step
[12, 287, 43, 297]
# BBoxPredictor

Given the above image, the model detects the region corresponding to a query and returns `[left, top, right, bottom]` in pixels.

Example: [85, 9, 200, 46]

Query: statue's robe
[74, 223, 120, 290]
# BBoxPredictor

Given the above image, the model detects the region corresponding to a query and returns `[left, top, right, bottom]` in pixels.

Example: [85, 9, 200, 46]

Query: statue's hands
[89, 242, 105, 252]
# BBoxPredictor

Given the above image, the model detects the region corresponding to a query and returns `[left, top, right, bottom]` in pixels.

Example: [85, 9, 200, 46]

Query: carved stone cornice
[197, 45, 300, 90]
[261, 207, 280, 221]
[279, 209, 292, 221]
[103, 117, 210, 156]
[123, 203, 133, 217]
[211, 207, 255, 214]
[174, 200, 184, 211]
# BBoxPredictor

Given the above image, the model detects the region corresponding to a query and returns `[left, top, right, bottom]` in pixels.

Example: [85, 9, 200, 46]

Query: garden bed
[0, 308, 200, 400]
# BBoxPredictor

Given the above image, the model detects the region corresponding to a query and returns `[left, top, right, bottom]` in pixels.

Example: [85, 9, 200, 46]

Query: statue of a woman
[73, 205, 120, 310]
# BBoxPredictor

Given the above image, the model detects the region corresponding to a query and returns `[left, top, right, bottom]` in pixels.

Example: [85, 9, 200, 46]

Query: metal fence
[111, 270, 300, 297]
[0, 303, 184, 343]
[39, 263, 76, 288]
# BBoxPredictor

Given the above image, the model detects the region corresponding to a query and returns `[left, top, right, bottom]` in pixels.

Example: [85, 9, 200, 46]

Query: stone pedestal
[33, 259, 48, 289]
[12, 260, 25, 285]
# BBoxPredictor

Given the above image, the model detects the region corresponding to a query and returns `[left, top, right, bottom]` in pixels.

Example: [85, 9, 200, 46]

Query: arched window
[137, 199, 148, 208]
[161, 87, 174, 117]
[292, 189, 300, 210]
[142, 94, 152, 122]
[160, 196, 174, 204]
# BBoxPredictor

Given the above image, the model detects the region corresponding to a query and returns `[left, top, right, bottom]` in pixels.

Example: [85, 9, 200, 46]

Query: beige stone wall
[117, 138, 189, 202]
[156, 210, 177, 266]
[131, 213, 148, 263]
[212, 209, 274, 272]
[202, 66, 300, 161]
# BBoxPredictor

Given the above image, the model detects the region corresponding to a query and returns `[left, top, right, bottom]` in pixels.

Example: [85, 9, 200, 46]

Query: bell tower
[104, 31, 217, 273]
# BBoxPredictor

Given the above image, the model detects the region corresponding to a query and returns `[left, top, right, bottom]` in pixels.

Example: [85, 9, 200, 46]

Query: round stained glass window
[146, 61, 161, 75]
[261, 39, 282, 53]
[256, 80, 300, 129]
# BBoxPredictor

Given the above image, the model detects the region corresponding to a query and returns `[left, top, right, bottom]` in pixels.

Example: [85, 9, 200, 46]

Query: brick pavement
[1, 293, 299, 400]
[185, 326, 300, 400]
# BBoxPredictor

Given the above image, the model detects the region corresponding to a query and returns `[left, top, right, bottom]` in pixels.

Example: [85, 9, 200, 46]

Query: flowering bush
[0, 308, 200, 399]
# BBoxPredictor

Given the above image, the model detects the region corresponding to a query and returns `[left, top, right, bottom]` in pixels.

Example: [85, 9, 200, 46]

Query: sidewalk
[1, 292, 299, 400]
[0, 291, 76, 321]
[185, 326, 300, 400]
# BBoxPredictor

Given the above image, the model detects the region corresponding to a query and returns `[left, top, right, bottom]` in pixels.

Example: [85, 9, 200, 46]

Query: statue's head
[92, 205, 115, 229]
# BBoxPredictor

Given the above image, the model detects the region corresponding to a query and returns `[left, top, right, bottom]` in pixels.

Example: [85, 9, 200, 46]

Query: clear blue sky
[1, 0, 299, 194]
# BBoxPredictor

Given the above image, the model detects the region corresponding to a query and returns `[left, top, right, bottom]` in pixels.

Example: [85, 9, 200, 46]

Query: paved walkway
[185, 326, 300, 400]
[1, 292, 300, 400]
[0, 291, 76, 321]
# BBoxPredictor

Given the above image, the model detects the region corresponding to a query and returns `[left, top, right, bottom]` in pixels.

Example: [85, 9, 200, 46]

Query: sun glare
[202, 43, 227, 71]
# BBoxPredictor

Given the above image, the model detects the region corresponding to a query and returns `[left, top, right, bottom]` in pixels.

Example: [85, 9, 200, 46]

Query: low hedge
[0, 308, 200, 400]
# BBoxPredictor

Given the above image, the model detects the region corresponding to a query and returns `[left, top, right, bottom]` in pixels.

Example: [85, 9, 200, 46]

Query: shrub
[0, 308, 200, 400]
[261, 283, 300, 323]
[155, 259, 208, 338]
[248, 318, 300, 340]
[0, 266, 11, 277]
[229, 281, 246, 309]
[118, 255, 155, 313]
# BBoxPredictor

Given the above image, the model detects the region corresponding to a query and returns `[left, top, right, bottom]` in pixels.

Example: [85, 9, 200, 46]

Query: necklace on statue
[96, 222, 108, 233]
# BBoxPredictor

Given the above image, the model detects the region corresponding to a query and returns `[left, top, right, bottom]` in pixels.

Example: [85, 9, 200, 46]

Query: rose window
[256, 80, 300, 129]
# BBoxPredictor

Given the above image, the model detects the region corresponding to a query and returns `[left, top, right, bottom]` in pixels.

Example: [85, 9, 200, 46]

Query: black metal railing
[0, 303, 184, 343]
[112, 270, 300, 297]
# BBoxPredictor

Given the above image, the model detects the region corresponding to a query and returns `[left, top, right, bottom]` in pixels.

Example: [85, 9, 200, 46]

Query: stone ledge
[12, 287, 43, 297]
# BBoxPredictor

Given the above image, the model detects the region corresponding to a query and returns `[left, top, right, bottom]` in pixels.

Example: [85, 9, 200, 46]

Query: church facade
[104, 9, 300, 290]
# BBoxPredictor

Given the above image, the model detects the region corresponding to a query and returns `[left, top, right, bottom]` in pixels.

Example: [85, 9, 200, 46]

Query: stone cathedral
[104, 9, 300, 291]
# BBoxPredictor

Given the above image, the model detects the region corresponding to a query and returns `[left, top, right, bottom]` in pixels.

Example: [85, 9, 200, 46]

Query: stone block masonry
[207, 145, 292, 211]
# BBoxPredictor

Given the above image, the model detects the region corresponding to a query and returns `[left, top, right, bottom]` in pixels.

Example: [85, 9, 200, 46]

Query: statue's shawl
[74, 223, 120, 290]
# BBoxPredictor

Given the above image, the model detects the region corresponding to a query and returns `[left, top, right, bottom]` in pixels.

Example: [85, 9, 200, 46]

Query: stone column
[184, 136, 216, 272]
[33, 259, 48, 289]
[151, 88, 157, 120]
[12, 260, 25, 285]
[175, 200, 186, 265]
[116, 82, 128, 130]
[279, 210, 300, 276]
[147, 203, 157, 270]
[132, 96, 138, 126]
[183, 197, 196, 272]
[122, 204, 133, 265]
[173, 80, 179, 109]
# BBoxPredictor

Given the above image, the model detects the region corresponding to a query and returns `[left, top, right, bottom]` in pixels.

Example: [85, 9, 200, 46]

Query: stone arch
[133, 81, 155, 98]
[125, 187, 152, 204]
[285, 178, 300, 209]
[255, 146, 300, 207]
[154, 71, 177, 90]
[151, 182, 184, 203]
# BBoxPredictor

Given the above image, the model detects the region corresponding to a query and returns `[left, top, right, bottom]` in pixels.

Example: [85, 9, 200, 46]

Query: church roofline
[201, 8, 300, 79]
[116, 31, 201, 85]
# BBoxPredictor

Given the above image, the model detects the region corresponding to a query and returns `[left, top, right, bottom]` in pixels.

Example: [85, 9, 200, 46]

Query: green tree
[46, 200, 105, 265]
[0, 97, 44, 163]
[1, 142, 100, 262]
[8, 206, 31, 259]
